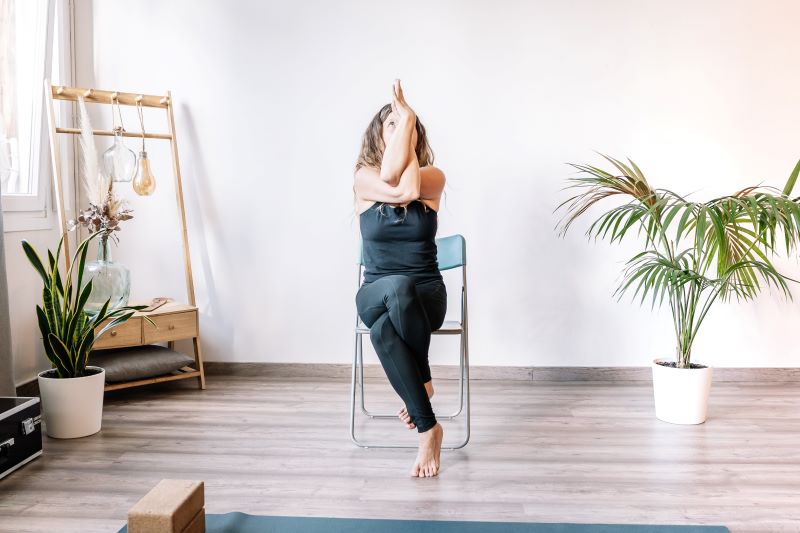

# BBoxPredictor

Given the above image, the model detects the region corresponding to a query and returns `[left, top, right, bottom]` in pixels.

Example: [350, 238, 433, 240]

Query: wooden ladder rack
[43, 80, 206, 391]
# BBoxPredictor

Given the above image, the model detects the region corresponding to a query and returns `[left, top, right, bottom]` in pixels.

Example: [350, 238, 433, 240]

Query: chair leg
[351, 330, 471, 450]
[357, 335, 370, 416]
[437, 331, 467, 418]
[453, 321, 471, 450]
[351, 332, 416, 449]
[349, 332, 360, 446]
[360, 332, 466, 420]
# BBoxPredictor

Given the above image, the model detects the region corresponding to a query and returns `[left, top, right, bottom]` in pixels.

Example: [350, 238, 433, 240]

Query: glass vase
[102, 128, 137, 182]
[81, 233, 131, 316]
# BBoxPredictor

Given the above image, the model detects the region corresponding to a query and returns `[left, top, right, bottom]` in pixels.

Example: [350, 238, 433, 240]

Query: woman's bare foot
[397, 380, 435, 429]
[411, 422, 443, 477]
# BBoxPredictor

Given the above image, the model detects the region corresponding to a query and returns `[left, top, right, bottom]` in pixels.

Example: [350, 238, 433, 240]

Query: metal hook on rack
[110, 92, 125, 133]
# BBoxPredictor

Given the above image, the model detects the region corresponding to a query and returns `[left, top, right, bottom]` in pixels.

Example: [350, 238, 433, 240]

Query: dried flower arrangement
[67, 96, 134, 245]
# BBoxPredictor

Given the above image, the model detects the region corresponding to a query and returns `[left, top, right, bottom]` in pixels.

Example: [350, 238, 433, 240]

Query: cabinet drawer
[143, 310, 198, 343]
[93, 316, 142, 349]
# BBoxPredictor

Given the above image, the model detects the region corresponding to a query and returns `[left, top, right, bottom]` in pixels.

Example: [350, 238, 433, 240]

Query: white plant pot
[37, 366, 106, 439]
[651, 358, 712, 425]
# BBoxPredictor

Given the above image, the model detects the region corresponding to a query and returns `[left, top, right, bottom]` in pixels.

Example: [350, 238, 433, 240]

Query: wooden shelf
[45, 81, 206, 393]
[103, 368, 202, 392]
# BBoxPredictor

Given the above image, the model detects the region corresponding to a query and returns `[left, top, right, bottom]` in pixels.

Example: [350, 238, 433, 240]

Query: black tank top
[359, 200, 443, 285]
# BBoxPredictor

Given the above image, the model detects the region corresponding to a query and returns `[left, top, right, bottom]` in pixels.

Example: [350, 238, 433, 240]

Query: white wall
[8, 0, 800, 385]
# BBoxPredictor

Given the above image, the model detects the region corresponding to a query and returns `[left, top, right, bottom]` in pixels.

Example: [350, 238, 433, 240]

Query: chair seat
[356, 319, 462, 334]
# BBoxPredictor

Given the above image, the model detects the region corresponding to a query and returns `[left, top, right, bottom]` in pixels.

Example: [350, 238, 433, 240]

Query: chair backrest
[357, 234, 466, 271]
[435, 234, 466, 271]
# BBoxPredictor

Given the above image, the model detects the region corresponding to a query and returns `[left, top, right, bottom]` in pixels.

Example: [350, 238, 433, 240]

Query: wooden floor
[1, 374, 799, 532]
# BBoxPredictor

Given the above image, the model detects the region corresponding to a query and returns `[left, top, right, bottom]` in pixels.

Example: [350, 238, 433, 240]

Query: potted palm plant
[557, 155, 800, 424]
[21, 229, 151, 439]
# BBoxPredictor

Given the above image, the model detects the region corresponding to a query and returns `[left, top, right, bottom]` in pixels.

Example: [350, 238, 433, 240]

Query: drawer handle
[110, 330, 117, 337]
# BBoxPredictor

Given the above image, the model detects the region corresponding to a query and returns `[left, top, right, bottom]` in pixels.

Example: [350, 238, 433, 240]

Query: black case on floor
[0, 397, 43, 480]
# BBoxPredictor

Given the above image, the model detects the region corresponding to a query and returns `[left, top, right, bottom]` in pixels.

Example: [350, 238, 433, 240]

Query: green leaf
[782, 159, 800, 197]
[47, 332, 73, 378]
[70, 233, 95, 307]
[65, 279, 93, 355]
[42, 284, 58, 337]
[21, 239, 49, 284]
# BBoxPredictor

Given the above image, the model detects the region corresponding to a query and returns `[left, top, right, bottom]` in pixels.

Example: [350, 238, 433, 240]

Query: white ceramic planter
[37, 366, 106, 439]
[651, 358, 713, 425]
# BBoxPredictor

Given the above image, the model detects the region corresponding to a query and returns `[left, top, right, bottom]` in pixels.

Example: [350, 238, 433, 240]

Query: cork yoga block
[182, 509, 205, 533]
[128, 479, 205, 533]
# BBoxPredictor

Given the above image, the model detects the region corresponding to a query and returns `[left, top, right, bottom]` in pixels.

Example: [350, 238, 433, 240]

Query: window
[1, 0, 56, 216]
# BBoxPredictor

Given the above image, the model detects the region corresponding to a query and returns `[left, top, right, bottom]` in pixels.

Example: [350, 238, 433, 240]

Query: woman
[353, 80, 447, 478]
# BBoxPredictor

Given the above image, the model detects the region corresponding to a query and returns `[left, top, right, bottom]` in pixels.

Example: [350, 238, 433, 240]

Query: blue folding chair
[349, 234, 471, 449]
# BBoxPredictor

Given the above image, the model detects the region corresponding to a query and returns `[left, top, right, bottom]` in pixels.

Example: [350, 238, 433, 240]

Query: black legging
[355, 275, 447, 433]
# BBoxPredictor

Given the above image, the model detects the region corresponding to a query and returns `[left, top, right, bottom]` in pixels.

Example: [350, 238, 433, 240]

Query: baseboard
[14, 364, 799, 394]
[15, 379, 39, 397]
[203, 362, 800, 382]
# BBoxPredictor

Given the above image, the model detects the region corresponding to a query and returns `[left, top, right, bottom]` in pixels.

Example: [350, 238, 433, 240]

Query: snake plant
[557, 155, 800, 368]
[21, 230, 153, 379]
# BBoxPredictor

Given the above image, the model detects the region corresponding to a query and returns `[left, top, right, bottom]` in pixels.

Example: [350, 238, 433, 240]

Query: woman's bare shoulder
[420, 165, 445, 205]
[420, 165, 445, 177]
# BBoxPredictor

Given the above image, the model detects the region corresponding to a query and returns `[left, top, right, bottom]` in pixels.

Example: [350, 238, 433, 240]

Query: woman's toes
[398, 407, 416, 429]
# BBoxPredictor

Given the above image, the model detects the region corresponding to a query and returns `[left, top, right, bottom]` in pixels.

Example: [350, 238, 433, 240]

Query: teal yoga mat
[118, 513, 730, 532]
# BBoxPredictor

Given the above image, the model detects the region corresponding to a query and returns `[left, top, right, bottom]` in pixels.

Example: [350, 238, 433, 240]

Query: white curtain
[0, 0, 17, 394]
[0, 0, 18, 193]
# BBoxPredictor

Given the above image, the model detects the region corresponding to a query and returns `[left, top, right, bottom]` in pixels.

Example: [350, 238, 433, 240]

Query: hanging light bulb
[133, 98, 156, 196]
[133, 151, 156, 195]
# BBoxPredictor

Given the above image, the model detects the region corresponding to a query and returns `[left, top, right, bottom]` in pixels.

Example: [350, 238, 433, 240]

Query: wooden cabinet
[94, 302, 199, 350]
[92, 301, 205, 391]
